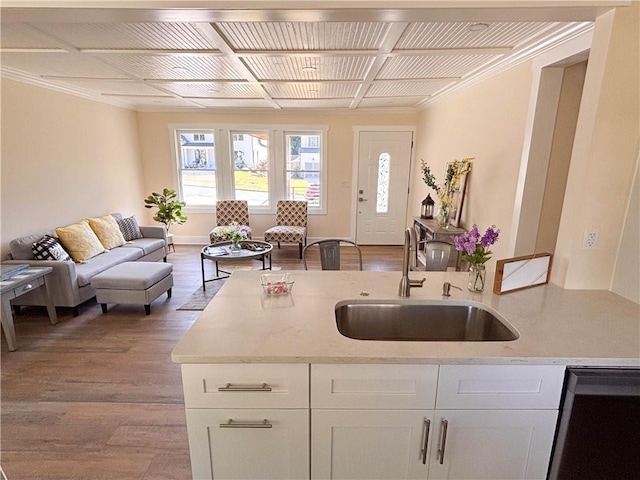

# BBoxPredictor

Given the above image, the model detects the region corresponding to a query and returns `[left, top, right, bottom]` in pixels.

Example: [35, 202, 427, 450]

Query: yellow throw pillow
[87, 215, 126, 249]
[55, 220, 106, 262]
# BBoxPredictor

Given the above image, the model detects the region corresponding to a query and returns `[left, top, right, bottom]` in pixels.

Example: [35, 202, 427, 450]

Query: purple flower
[481, 225, 500, 247]
[452, 224, 500, 265]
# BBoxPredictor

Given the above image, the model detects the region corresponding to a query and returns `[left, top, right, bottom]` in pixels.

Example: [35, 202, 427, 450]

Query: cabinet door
[312, 409, 433, 480]
[428, 410, 558, 480]
[186, 408, 309, 480]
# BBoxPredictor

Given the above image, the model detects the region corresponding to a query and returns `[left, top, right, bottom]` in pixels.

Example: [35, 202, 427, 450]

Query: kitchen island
[172, 270, 639, 365]
[171, 270, 639, 480]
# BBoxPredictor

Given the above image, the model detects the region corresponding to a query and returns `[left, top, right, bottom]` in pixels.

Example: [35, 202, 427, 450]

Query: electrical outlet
[582, 229, 599, 250]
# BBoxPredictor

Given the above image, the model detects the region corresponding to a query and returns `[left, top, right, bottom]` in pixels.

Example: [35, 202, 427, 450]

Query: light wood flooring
[1, 244, 403, 480]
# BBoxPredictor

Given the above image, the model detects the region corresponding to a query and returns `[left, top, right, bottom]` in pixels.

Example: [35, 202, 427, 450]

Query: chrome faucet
[399, 227, 426, 297]
[442, 282, 462, 297]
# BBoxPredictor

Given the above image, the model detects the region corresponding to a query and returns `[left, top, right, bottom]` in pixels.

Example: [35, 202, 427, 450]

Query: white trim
[509, 28, 594, 256]
[167, 122, 329, 215]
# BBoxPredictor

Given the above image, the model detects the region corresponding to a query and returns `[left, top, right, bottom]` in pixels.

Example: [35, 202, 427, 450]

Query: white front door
[355, 130, 413, 244]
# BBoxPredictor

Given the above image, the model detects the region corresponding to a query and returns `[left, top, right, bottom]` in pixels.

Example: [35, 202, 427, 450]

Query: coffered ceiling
[0, 1, 624, 112]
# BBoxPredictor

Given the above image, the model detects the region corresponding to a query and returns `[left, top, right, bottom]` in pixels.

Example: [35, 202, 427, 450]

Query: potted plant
[144, 188, 187, 232]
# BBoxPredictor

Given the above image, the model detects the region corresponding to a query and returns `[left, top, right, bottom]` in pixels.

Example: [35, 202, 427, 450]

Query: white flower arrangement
[218, 223, 250, 244]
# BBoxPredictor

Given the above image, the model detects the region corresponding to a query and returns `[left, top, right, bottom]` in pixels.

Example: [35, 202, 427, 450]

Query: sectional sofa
[4, 213, 167, 315]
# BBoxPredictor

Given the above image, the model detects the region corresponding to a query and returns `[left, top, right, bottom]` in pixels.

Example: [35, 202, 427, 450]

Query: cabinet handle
[217, 383, 272, 392]
[219, 418, 273, 429]
[421, 418, 431, 464]
[438, 419, 448, 465]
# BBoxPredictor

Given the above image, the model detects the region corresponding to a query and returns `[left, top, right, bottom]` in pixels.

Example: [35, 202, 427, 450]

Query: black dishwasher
[548, 367, 640, 479]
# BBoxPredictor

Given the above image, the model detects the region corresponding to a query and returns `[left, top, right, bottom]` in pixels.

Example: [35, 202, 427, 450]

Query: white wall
[0, 79, 146, 257]
[410, 4, 639, 297]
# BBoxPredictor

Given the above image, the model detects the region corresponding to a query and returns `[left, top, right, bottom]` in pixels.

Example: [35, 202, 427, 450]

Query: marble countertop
[171, 270, 640, 366]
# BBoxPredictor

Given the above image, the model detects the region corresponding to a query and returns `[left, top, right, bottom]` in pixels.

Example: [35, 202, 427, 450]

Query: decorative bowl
[261, 272, 294, 295]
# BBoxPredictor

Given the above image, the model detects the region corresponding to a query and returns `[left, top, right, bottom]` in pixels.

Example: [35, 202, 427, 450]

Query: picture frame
[446, 162, 470, 228]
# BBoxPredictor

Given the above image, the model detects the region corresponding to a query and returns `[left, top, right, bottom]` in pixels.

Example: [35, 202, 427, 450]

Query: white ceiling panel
[276, 98, 353, 108]
[1, 52, 128, 78]
[378, 54, 500, 79]
[217, 22, 390, 51]
[46, 78, 165, 96]
[243, 56, 374, 81]
[0, 2, 607, 111]
[91, 53, 244, 80]
[396, 21, 557, 50]
[366, 80, 456, 97]
[264, 82, 359, 99]
[157, 81, 264, 98]
[190, 98, 275, 108]
[358, 97, 425, 108]
[1, 23, 62, 49]
[33, 22, 218, 50]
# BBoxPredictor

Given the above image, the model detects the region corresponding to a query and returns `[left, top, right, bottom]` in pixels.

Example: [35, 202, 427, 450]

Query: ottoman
[91, 262, 173, 315]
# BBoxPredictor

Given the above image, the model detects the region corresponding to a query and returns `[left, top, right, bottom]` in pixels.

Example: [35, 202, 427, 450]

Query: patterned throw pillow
[55, 220, 106, 263]
[117, 216, 143, 241]
[87, 215, 126, 249]
[32, 235, 72, 261]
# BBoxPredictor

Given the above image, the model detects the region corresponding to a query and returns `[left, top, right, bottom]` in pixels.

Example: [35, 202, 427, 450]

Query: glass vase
[468, 263, 486, 293]
[230, 239, 242, 254]
[437, 206, 450, 228]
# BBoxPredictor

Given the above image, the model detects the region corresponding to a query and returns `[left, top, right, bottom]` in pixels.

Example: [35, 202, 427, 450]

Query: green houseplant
[144, 188, 187, 232]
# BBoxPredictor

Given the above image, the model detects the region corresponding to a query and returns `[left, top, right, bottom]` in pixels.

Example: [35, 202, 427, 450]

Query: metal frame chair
[423, 240, 452, 271]
[303, 239, 363, 270]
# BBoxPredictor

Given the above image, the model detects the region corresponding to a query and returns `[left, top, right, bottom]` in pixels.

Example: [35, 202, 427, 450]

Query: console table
[413, 217, 467, 271]
[1, 266, 57, 351]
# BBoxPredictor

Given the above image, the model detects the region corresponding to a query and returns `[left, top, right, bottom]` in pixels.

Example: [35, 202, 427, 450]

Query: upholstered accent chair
[209, 200, 252, 243]
[264, 200, 308, 258]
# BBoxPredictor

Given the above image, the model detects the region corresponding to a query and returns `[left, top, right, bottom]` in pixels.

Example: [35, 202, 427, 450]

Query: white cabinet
[186, 408, 309, 480]
[427, 410, 558, 480]
[312, 409, 433, 480]
[180, 363, 565, 480]
[310, 364, 564, 480]
[182, 364, 310, 480]
[311, 364, 439, 480]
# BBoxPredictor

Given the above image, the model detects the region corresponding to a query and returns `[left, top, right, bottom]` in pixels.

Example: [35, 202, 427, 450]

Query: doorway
[355, 130, 413, 245]
[512, 49, 589, 256]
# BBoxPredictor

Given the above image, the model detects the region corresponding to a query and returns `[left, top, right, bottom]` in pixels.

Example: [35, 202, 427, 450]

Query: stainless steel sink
[335, 300, 519, 341]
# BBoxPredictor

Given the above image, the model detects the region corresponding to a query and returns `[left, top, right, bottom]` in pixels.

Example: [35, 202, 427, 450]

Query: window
[231, 130, 269, 207]
[376, 152, 390, 213]
[285, 132, 322, 207]
[171, 124, 327, 213]
[176, 130, 216, 206]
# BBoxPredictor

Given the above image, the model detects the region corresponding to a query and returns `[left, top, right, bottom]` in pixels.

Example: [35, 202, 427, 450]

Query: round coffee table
[200, 240, 273, 291]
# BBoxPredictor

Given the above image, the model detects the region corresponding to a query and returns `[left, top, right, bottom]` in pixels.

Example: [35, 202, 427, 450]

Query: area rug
[178, 267, 281, 311]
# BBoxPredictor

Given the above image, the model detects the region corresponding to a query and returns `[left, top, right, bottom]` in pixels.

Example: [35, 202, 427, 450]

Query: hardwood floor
[1, 244, 403, 480]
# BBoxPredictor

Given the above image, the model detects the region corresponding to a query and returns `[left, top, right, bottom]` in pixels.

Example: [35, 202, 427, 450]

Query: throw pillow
[55, 220, 106, 262]
[32, 235, 72, 261]
[117, 215, 143, 241]
[87, 215, 126, 249]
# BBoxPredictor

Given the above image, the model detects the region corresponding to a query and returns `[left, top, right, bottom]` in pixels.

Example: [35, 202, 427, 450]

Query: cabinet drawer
[311, 364, 438, 409]
[182, 364, 309, 408]
[436, 365, 565, 409]
[186, 408, 309, 480]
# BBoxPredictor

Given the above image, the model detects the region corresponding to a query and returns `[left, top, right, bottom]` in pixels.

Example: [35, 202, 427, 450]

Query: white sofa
[5, 213, 167, 316]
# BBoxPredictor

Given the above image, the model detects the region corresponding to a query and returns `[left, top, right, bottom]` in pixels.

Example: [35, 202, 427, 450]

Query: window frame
[169, 123, 328, 214]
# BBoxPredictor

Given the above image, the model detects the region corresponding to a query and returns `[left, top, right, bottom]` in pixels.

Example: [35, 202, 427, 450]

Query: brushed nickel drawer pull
[19, 283, 34, 293]
[218, 383, 272, 392]
[438, 419, 448, 465]
[220, 419, 273, 428]
[421, 418, 431, 464]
